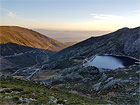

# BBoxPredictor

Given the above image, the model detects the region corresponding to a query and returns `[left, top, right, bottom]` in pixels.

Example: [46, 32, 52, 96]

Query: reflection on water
[87, 55, 138, 69]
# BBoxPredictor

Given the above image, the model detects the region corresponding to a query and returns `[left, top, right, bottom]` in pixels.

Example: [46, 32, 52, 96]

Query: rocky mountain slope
[2, 26, 139, 104]
[41, 64, 139, 104]
[0, 26, 75, 72]
[0, 43, 54, 73]
[27, 27, 139, 104]
[44, 26, 140, 69]
[0, 26, 74, 51]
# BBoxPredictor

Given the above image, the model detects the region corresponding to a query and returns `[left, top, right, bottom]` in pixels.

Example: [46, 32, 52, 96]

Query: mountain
[32, 26, 139, 104]
[0, 26, 74, 51]
[0, 26, 75, 72]
[0, 43, 54, 73]
[1, 26, 139, 104]
[44, 26, 140, 69]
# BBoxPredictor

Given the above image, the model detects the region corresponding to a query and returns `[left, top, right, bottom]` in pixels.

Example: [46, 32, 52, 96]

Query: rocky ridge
[38, 27, 140, 70]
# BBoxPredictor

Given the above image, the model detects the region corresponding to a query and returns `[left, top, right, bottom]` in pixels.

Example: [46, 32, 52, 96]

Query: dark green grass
[0, 76, 108, 105]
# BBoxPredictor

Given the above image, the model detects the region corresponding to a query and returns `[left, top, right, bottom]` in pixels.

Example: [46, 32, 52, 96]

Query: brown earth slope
[0, 26, 74, 51]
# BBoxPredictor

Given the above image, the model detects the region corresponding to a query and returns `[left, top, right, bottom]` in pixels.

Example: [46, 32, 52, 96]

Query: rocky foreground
[0, 76, 108, 105]
[39, 64, 140, 104]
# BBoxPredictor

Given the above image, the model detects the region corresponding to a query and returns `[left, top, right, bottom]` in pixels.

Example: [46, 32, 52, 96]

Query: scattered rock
[92, 82, 102, 91]
[105, 77, 113, 82]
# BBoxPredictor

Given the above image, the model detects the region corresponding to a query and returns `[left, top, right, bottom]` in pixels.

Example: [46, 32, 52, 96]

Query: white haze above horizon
[34, 29, 110, 42]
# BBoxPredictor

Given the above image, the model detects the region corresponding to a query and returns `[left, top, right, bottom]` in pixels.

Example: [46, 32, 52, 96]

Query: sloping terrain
[0, 26, 75, 72]
[43, 26, 140, 69]
[0, 43, 54, 73]
[0, 76, 108, 105]
[56, 27, 140, 58]
[39, 65, 139, 104]
[1, 26, 139, 104]
[23, 26, 139, 104]
[0, 26, 74, 51]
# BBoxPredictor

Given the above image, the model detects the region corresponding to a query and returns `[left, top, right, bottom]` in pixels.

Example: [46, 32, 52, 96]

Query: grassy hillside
[0, 76, 108, 105]
[0, 26, 74, 51]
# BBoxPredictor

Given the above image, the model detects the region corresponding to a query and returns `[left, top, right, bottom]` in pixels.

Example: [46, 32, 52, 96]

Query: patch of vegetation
[0, 76, 108, 104]
[1, 68, 18, 74]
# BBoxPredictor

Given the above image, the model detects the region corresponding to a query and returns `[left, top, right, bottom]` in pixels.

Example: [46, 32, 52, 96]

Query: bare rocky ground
[29, 64, 140, 105]
[4, 56, 139, 104]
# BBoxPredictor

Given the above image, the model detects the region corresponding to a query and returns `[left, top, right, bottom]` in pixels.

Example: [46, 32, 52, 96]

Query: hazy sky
[0, 0, 140, 31]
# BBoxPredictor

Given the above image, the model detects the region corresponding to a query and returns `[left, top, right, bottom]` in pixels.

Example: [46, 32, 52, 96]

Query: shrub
[11, 87, 22, 92]
[23, 87, 31, 94]
[0, 90, 5, 94]
[16, 100, 22, 104]
[4, 89, 12, 93]
[1, 84, 8, 88]
[38, 97, 49, 103]
[57, 100, 65, 104]
[12, 97, 19, 101]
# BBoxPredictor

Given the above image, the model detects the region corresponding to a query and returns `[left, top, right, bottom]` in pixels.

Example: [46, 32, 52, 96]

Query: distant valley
[35, 29, 109, 42]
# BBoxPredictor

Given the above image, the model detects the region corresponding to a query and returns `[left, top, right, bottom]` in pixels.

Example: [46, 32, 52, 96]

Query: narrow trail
[1, 50, 34, 59]
[25, 64, 48, 80]
[25, 44, 52, 80]
[35, 44, 52, 65]
[10, 68, 24, 76]
[5, 43, 53, 80]
[6, 43, 15, 54]
[25, 68, 40, 80]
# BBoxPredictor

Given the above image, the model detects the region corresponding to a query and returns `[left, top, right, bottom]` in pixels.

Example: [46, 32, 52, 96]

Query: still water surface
[88, 55, 139, 69]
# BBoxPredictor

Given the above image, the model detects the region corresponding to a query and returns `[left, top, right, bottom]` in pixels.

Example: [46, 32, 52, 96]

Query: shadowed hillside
[0, 43, 54, 72]
[0, 26, 75, 71]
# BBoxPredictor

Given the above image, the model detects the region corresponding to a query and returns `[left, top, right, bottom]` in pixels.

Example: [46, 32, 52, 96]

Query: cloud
[0, 7, 35, 21]
[0, 7, 9, 12]
[8, 12, 15, 18]
[134, 10, 140, 13]
[91, 14, 123, 20]
[91, 13, 140, 25]
[90, 13, 140, 30]
[134, 10, 140, 16]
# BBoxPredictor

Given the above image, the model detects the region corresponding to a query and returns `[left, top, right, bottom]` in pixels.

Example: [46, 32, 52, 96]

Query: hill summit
[0, 26, 74, 51]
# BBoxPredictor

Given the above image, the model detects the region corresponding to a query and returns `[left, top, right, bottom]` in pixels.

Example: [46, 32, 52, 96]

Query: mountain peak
[116, 26, 140, 32]
[115, 27, 130, 32]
